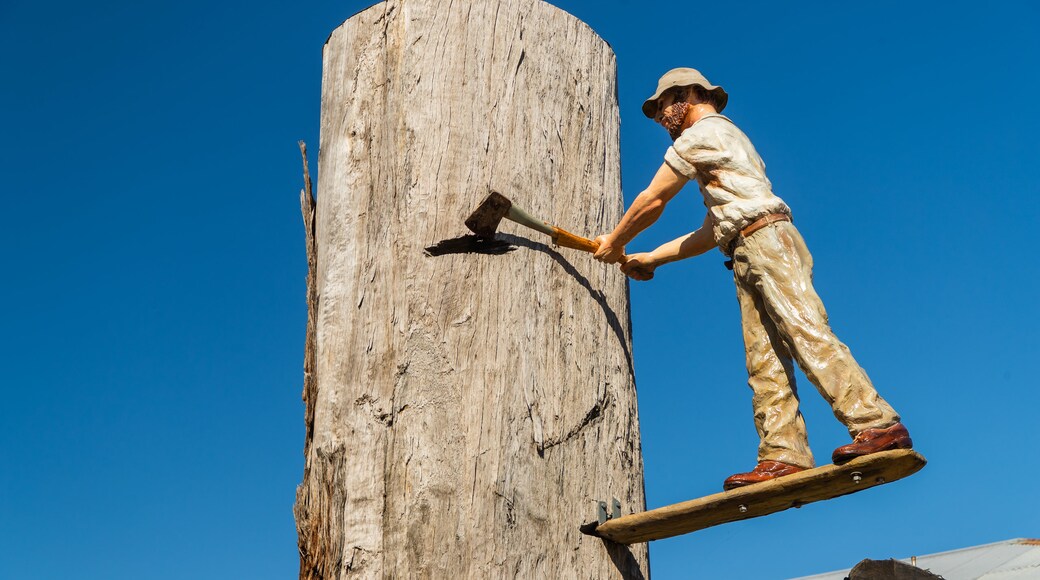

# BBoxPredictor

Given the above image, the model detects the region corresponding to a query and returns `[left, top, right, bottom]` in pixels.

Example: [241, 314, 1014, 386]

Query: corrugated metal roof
[793, 538, 1040, 580]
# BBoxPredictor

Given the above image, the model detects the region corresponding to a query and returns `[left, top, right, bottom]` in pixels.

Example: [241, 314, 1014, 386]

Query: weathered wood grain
[294, 1, 648, 578]
[589, 450, 927, 545]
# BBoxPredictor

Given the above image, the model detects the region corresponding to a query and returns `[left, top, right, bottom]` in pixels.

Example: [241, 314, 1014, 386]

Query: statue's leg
[733, 252, 814, 469]
[740, 222, 900, 436]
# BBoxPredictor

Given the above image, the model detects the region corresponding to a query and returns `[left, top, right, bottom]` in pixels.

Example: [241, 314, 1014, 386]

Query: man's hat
[642, 68, 728, 118]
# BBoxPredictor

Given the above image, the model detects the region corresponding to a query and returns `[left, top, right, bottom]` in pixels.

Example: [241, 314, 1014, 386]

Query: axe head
[464, 191, 512, 238]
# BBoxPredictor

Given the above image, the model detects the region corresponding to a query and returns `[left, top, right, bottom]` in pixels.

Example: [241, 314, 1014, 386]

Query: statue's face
[654, 90, 692, 141]
[652, 91, 674, 124]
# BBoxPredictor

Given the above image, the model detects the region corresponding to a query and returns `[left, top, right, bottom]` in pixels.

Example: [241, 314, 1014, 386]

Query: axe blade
[464, 191, 513, 238]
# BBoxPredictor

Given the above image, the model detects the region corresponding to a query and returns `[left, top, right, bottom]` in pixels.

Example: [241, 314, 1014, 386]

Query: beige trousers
[731, 221, 900, 469]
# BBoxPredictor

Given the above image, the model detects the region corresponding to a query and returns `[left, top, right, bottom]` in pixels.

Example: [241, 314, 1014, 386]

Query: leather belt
[740, 212, 791, 238]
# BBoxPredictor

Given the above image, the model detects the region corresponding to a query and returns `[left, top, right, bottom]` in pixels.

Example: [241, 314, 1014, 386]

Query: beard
[662, 101, 692, 141]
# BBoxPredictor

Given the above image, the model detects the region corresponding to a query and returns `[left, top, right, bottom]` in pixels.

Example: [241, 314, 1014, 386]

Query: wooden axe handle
[551, 224, 654, 279]
[550, 227, 630, 264]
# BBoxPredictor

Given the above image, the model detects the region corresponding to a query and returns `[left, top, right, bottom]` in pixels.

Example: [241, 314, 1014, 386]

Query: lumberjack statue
[593, 68, 913, 491]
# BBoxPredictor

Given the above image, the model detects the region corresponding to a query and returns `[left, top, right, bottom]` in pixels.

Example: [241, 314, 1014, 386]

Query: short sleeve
[664, 118, 727, 181]
[664, 146, 698, 180]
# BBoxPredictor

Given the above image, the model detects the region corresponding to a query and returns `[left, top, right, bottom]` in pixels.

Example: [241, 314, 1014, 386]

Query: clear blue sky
[2, 1, 1037, 578]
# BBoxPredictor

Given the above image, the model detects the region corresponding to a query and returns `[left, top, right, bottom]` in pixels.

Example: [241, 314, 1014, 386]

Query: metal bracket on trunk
[596, 498, 622, 525]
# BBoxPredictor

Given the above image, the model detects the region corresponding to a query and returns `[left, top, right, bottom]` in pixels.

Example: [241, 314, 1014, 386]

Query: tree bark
[295, 1, 648, 577]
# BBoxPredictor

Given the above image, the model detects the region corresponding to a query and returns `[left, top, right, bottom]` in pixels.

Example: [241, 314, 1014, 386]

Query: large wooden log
[294, 1, 648, 578]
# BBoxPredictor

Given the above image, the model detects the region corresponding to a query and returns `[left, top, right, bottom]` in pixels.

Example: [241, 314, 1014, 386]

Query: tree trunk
[295, 1, 648, 577]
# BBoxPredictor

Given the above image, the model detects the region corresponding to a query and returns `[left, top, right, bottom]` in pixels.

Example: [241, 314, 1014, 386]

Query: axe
[465, 192, 649, 276]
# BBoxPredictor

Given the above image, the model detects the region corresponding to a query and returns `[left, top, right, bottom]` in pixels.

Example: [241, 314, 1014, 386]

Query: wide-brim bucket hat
[642, 67, 728, 118]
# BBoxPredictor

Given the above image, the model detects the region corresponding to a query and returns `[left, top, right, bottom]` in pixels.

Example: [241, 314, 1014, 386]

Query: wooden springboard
[582, 449, 926, 544]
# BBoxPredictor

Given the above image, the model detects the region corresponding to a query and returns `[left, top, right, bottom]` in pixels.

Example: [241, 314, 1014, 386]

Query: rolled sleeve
[665, 146, 698, 180]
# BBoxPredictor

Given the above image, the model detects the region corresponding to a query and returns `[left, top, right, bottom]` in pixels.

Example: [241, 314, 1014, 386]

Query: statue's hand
[593, 234, 625, 264]
[620, 253, 657, 281]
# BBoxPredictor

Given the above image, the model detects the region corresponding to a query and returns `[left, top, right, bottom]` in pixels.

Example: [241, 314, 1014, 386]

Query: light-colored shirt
[664, 114, 790, 254]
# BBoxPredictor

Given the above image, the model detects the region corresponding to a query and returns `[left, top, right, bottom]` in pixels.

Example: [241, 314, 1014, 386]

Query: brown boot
[723, 461, 807, 491]
[832, 422, 913, 465]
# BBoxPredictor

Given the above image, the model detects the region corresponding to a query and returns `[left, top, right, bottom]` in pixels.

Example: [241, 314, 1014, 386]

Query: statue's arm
[594, 163, 688, 263]
[619, 213, 715, 281]
[648, 212, 716, 265]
